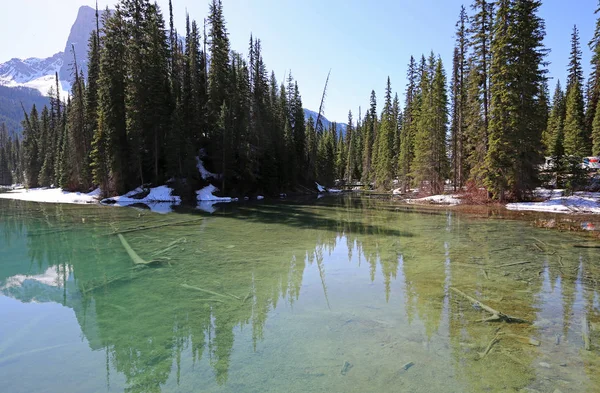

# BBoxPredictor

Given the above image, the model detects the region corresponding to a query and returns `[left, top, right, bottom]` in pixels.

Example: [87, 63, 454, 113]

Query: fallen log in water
[582, 316, 591, 351]
[479, 335, 500, 359]
[450, 287, 530, 324]
[103, 218, 204, 236]
[180, 283, 238, 301]
[118, 234, 152, 265]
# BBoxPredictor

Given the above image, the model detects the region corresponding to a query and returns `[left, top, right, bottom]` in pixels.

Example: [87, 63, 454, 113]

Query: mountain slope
[0, 6, 109, 97]
[0, 86, 49, 134]
[0, 6, 109, 134]
[303, 109, 347, 136]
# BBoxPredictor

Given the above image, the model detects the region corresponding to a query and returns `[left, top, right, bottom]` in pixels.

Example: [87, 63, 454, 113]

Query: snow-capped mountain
[0, 6, 108, 97]
[304, 109, 348, 136]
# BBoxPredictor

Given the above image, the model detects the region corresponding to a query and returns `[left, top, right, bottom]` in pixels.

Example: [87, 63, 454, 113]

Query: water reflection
[0, 197, 599, 393]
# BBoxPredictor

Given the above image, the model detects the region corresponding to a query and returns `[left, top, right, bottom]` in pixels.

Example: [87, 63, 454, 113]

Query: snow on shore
[101, 185, 181, 214]
[0, 187, 100, 204]
[196, 184, 234, 202]
[407, 194, 462, 206]
[507, 191, 600, 214]
[196, 153, 220, 181]
[102, 185, 181, 205]
[316, 182, 343, 193]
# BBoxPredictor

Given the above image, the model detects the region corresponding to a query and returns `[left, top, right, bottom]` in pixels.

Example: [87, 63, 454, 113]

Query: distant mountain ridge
[0, 6, 110, 133]
[0, 6, 110, 97]
[303, 109, 347, 136]
[0, 6, 344, 138]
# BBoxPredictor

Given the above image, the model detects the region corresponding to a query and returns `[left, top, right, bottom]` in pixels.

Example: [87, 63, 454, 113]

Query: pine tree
[22, 105, 42, 188]
[207, 0, 230, 137]
[0, 124, 12, 185]
[588, 2, 600, 151]
[451, 6, 469, 189]
[543, 80, 566, 158]
[361, 91, 377, 184]
[374, 77, 395, 188]
[412, 56, 449, 194]
[468, 0, 494, 142]
[398, 56, 418, 191]
[564, 25, 589, 157]
[37, 107, 52, 186]
[484, 0, 547, 200]
[93, 7, 128, 195]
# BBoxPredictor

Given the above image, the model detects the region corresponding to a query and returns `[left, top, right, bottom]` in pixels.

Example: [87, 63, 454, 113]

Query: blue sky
[1, 0, 598, 122]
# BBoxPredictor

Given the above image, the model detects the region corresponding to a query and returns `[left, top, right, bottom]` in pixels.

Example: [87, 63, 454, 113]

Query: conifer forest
[3, 0, 600, 201]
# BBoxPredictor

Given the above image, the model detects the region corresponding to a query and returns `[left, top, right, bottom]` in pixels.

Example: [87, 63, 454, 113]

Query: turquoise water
[0, 196, 599, 393]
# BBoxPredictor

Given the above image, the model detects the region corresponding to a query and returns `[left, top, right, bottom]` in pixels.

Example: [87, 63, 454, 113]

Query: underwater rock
[340, 361, 353, 375]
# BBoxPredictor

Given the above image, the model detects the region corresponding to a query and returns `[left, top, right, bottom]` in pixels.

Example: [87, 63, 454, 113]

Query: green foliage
[412, 56, 449, 194]
[484, 0, 547, 201]
[543, 80, 566, 158]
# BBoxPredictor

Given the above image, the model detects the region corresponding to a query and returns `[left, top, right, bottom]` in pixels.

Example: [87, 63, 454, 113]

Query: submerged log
[582, 316, 591, 351]
[479, 336, 500, 359]
[180, 283, 238, 301]
[450, 287, 530, 324]
[118, 234, 152, 265]
[104, 218, 204, 236]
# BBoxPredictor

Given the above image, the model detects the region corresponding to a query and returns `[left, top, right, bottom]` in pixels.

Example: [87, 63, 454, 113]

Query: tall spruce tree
[412, 56, 449, 194]
[468, 0, 494, 149]
[451, 6, 469, 189]
[484, 0, 547, 200]
[92, 7, 128, 195]
[543, 80, 566, 158]
[588, 2, 600, 152]
[374, 77, 395, 188]
[398, 56, 418, 192]
[564, 25, 589, 157]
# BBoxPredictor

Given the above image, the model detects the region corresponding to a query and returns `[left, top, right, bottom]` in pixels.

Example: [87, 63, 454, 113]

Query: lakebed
[0, 195, 599, 393]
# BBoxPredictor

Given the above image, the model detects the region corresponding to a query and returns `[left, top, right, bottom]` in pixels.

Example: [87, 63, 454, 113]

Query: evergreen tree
[0, 124, 12, 185]
[92, 7, 128, 195]
[374, 77, 395, 188]
[484, 0, 547, 200]
[468, 0, 494, 144]
[543, 80, 566, 158]
[398, 56, 418, 191]
[361, 91, 377, 184]
[588, 2, 600, 151]
[564, 25, 589, 157]
[207, 0, 231, 157]
[592, 93, 600, 155]
[450, 6, 469, 189]
[22, 104, 41, 188]
[412, 57, 449, 194]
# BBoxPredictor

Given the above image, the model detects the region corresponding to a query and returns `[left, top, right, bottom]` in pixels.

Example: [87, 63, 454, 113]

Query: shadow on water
[0, 196, 599, 393]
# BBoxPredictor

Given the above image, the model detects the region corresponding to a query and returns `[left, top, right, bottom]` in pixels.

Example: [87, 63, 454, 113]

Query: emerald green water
[1, 196, 599, 393]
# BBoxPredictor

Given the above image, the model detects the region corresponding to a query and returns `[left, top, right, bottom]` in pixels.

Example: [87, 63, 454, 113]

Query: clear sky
[1, 0, 598, 122]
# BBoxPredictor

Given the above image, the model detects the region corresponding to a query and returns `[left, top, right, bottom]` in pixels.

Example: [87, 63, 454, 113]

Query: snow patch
[196, 184, 233, 202]
[196, 153, 220, 181]
[507, 193, 600, 214]
[0, 187, 100, 204]
[103, 185, 181, 204]
[101, 185, 181, 214]
[257, 195, 264, 200]
[407, 194, 462, 206]
[315, 182, 343, 193]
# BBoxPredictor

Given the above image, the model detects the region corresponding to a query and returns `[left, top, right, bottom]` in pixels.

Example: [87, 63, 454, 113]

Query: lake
[0, 196, 599, 393]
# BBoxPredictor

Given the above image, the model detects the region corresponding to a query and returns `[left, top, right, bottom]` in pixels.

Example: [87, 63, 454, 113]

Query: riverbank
[395, 188, 600, 215]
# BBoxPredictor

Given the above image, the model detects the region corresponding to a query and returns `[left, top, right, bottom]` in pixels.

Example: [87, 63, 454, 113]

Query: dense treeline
[0, 86, 49, 136]
[11, 0, 316, 197]
[7, 0, 600, 200]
